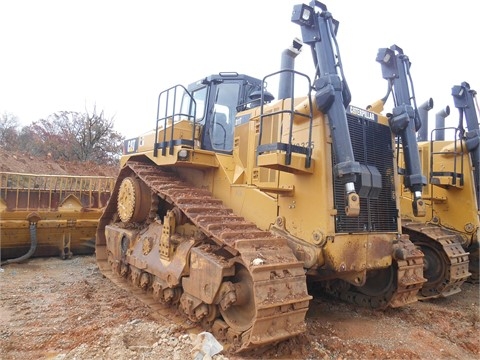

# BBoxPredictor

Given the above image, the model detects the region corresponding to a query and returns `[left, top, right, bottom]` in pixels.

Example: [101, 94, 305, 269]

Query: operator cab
[125, 73, 274, 158]
[180, 72, 272, 153]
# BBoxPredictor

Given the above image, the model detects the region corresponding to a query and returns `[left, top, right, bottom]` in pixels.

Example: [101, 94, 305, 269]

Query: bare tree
[27, 106, 123, 165]
[0, 112, 20, 149]
[17, 125, 45, 155]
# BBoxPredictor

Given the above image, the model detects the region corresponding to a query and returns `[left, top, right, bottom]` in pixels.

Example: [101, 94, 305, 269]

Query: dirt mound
[0, 148, 119, 177]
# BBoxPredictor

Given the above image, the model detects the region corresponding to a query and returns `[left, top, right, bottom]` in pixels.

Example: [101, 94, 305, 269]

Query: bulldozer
[95, 1, 426, 352]
[397, 81, 479, 297]
[1, 172, 115, 264]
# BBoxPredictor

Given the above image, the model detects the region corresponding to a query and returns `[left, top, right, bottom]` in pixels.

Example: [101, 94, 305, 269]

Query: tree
[29, 106, 124, 165]
[0, 112, 20, 149]
[17, 125, 44, 155]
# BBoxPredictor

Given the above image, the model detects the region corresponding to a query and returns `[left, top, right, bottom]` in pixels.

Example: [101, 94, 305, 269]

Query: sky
[1, 0, 478, 138]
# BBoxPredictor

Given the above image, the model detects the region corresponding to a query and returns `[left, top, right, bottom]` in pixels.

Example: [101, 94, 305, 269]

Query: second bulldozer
[399, 82, 479, 298]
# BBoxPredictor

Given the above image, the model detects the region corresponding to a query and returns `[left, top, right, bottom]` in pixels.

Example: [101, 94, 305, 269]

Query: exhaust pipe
[417, 98, 434, 141]
[278, 38, 303, 100]
[435, 106, 450, 141]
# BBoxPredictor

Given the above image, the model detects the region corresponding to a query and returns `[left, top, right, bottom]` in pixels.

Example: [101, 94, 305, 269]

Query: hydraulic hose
[1, 219, 38, 266]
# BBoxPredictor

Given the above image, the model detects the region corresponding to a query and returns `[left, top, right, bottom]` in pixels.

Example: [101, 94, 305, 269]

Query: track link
[324, 236, 425, 309]
[467, 241, 479, 283]
[96, 161, 311, 352]
[402, 220, 471, 299]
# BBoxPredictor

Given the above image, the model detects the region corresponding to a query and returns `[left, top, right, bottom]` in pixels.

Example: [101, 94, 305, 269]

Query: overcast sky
[1, 0, 477, 138]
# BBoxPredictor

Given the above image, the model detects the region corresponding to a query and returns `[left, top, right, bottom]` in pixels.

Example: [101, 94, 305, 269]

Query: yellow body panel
[400, 140, 479, 246]
[1, 172, 114, 259]
[121, 97, 404, 283]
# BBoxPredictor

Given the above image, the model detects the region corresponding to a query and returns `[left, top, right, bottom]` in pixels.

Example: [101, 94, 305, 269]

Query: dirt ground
[0, 255, 478, 360]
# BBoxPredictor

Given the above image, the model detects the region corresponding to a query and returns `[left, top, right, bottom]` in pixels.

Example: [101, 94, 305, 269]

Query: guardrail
[0, 172, 115, 211]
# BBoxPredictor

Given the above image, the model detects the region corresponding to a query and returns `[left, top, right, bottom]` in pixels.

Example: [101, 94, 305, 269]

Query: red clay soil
[0, 148, 119, 177]
[0, 255, 478, 360]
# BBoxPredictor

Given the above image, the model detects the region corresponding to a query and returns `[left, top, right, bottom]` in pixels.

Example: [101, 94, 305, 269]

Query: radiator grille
[333, 115, 398, 233]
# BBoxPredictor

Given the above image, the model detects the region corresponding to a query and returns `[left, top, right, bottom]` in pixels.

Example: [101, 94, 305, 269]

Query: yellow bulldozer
[397, 82, 479, 297]
[1, 172, 115, 264]
[95, 1, 427, 352]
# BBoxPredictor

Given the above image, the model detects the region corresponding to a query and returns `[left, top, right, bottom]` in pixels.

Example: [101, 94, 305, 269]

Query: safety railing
[0, 172, 115, 211]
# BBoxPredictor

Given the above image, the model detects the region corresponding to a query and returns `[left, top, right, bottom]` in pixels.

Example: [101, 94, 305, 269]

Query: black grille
[333, 115, 398, 233]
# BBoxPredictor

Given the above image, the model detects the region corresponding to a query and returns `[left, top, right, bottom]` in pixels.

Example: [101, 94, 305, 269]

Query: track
[467, 242, 479, 283]
[402, 220, 471, 299]
[96, 160, 312, 352]
[321, 236, 426, 309]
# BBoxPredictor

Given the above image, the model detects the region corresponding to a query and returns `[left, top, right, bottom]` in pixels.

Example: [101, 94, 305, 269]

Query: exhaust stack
[417, 98, 434, 141]
[435, 106, 450, 141]
[278, 38, 303, 100]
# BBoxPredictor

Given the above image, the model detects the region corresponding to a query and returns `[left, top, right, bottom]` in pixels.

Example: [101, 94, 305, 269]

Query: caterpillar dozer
[96, 1, 426, 352]
[1, 172, 115, 264]
[397, 82, 479, 297]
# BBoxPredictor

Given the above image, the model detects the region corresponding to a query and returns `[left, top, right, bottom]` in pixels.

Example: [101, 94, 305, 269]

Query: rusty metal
[117, 176, 152, 223]
[96, 161, 312, 352]
[402, 220, 471, 299]
[468, 243, 479, 283]
[1, 172, 114, 261]
[322, 235, 426, 309]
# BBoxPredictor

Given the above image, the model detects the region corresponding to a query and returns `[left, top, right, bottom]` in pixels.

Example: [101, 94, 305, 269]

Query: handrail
[429, 127, 464, 187]
[0, 172, 115, 211]
[258, 69, 313, 168]
[155, 84, 197, 157]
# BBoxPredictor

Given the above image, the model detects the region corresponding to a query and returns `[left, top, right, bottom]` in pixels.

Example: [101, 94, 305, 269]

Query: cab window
[211, 83, 240, 151]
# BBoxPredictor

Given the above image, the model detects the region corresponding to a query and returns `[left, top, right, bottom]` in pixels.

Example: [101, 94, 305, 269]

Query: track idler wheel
[355, 267, 395, 308]
[219, 264, 256, 332]
[418, 241, 448, 297]
[117, 176, 152, 223]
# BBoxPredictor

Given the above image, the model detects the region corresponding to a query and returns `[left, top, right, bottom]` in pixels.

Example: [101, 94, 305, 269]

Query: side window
[212, 83, 240, 151]
[182, 87, 208, 124]
[212, 109, 231, 150]
[192, 87, 208, 123]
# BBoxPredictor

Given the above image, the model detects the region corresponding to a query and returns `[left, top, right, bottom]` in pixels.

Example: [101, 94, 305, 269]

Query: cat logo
[125, 138, 138, 153]
[348, 105, 377, 122]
